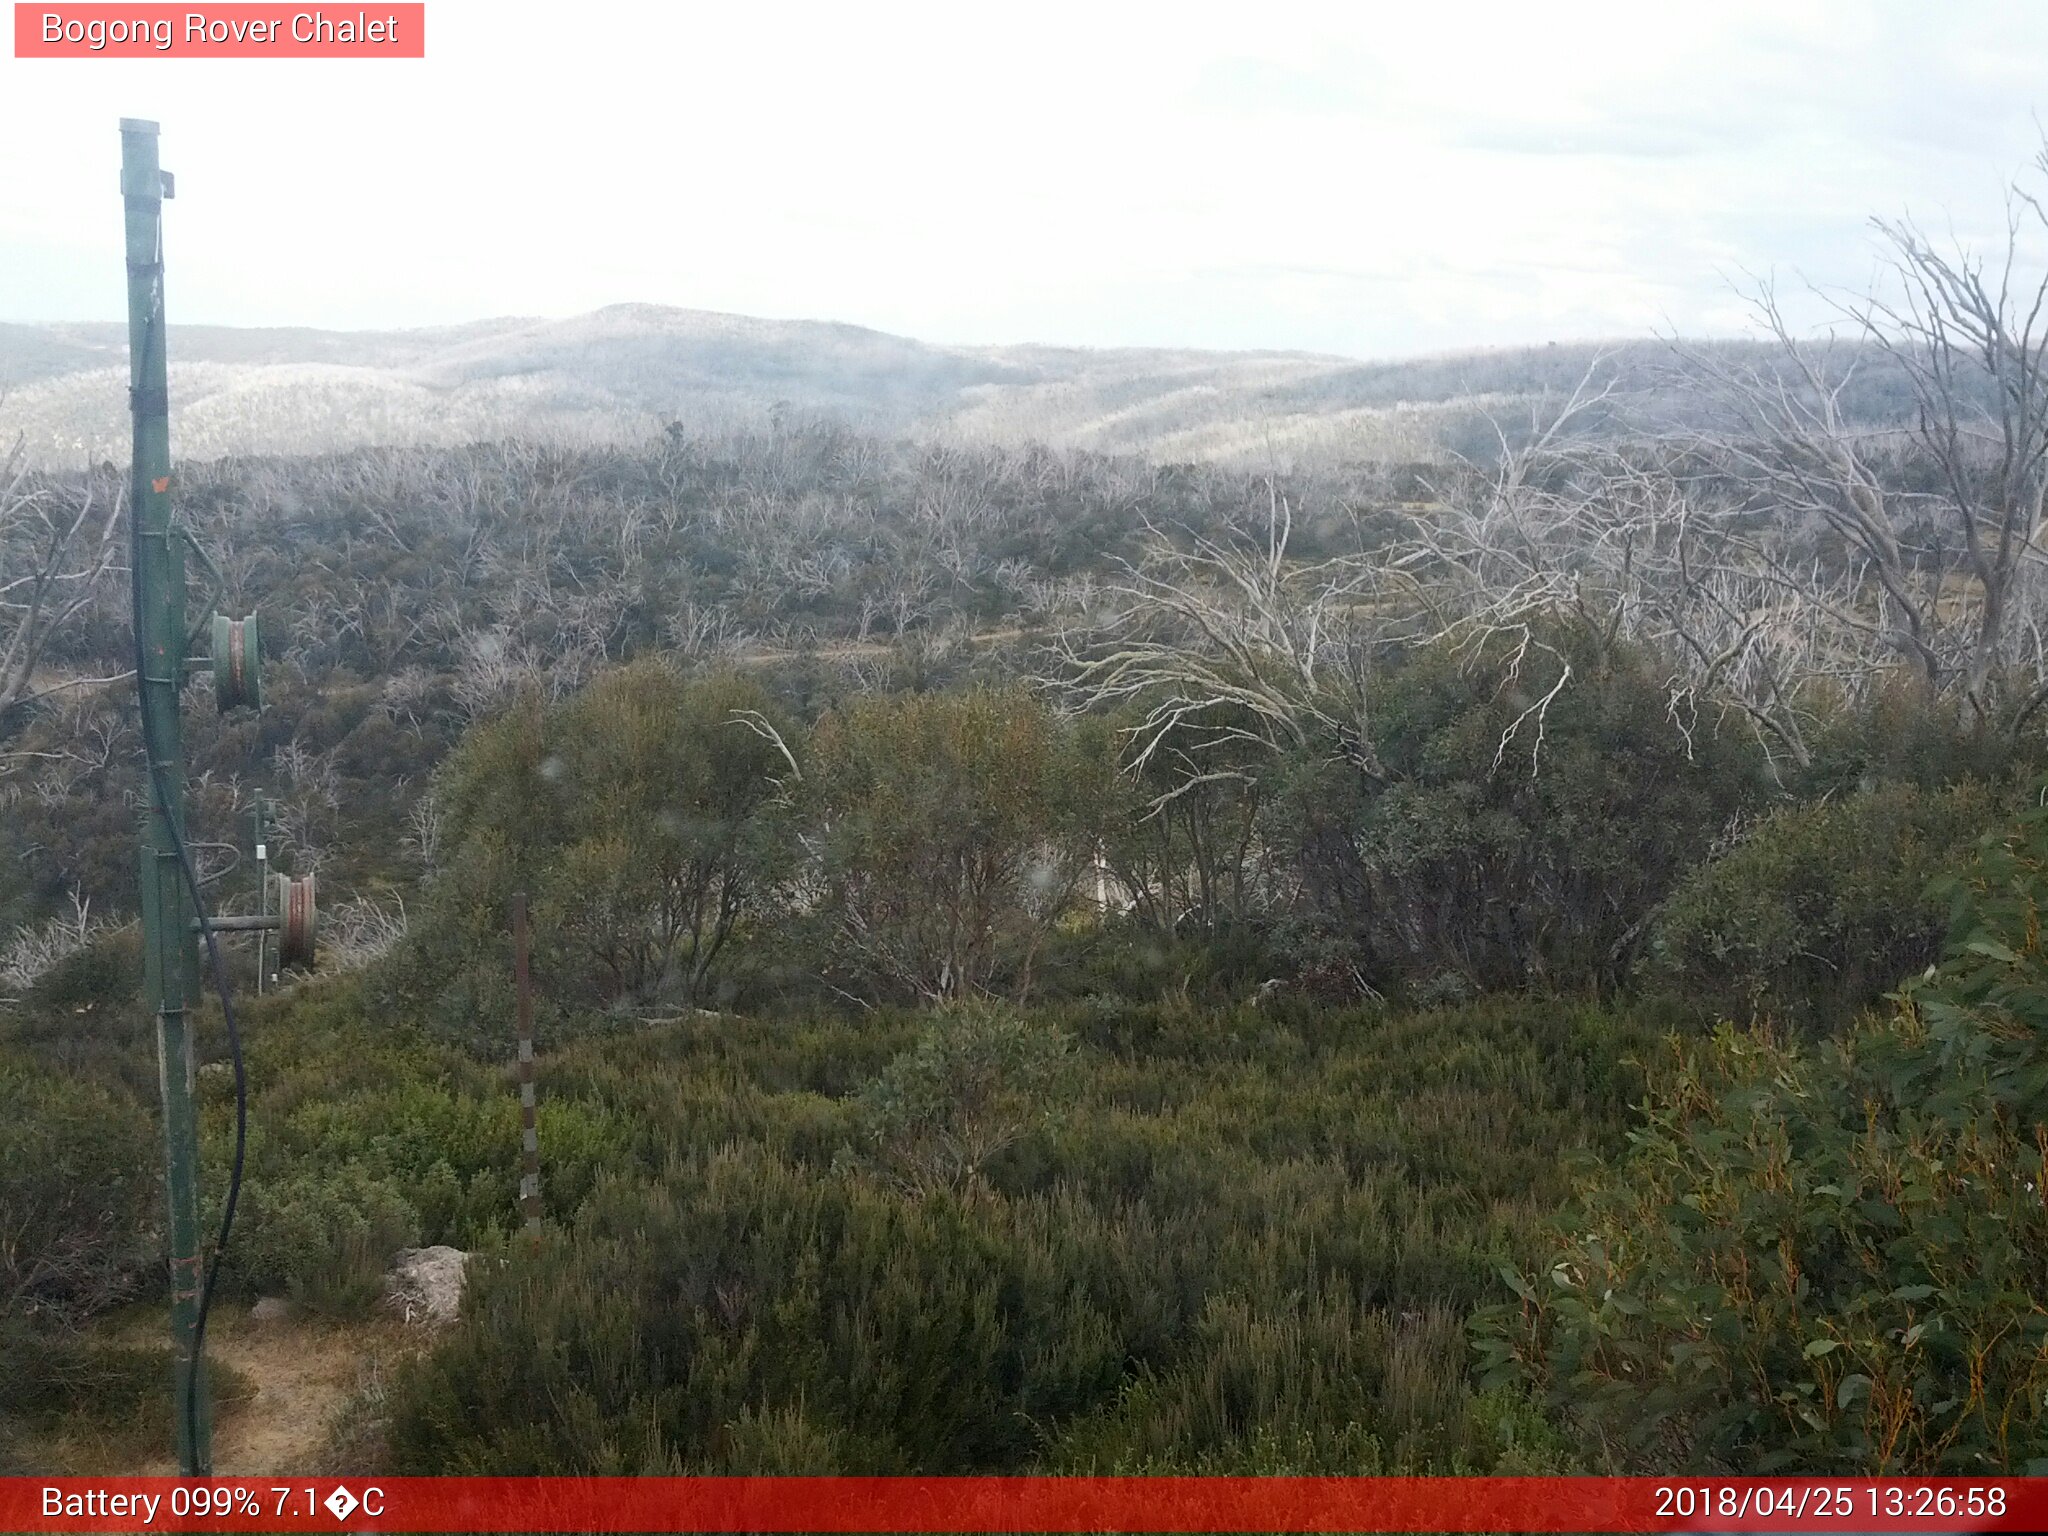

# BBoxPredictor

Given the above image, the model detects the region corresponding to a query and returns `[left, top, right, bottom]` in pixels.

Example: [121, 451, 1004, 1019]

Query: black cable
[128, 237, 247, 1470]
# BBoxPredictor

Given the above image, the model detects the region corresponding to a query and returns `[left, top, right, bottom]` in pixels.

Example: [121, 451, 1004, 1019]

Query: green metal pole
[122, 116, 211, 1477]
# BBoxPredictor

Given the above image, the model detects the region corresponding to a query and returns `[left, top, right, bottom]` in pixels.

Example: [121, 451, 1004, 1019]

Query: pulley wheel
[212, 612, 263, 713]
[274, 871, 317, 968]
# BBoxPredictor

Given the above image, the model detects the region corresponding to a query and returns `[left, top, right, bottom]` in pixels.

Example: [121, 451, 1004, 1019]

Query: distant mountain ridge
[0, 303, 1839, 469]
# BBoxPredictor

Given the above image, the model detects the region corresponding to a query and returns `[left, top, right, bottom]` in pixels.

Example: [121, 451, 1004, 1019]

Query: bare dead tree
[1408, 175, 2048, 772]
[0, 890, 116, 1001]
[1056, 483, 1387, 804]
[404, 788, 444, 871]
[1660, 147, 2048, 738]
[664, 601, 753, 661]
[1057, 367, 1635, 805]
[1669, 291, 1951, 702]
[1858, 169, 2048, 726]
[320, 893, 409, 971]
[1397, 439, 1869, 772]
[0, 440, 127, 731]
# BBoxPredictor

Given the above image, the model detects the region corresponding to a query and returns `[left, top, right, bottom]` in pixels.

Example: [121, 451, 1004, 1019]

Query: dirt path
[730, 624, 1038, 666]
[134, 1317, 406, 1477]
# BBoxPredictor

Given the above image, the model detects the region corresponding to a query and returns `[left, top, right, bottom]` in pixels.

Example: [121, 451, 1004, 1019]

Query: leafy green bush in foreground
[1483, 797, 2048, 1473]
[1646, 780, 2011, 1032]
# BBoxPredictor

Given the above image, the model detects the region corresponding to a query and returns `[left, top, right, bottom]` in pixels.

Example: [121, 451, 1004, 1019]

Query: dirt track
[133, 1315, 408, 1477]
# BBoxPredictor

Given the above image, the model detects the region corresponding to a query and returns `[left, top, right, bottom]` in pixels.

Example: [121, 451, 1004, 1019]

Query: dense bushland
[7, 404, 2048, 1476]
[1, 428, 1318, 930]
[385, 991, 1633, 1474]
[376, 630, 1798, 1027]
[20, 144, 2048, 1474]
[12, 583, 2043, 1472]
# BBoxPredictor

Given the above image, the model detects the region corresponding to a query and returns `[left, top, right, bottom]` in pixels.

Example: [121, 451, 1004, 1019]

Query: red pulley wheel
[274, 871, 316, 968]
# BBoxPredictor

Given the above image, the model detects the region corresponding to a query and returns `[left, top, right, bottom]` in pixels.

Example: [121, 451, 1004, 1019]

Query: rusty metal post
[513, 892, 541, 1242]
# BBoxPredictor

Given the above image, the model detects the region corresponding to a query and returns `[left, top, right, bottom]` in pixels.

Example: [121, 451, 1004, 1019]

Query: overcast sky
[5, 1, 2048, 358]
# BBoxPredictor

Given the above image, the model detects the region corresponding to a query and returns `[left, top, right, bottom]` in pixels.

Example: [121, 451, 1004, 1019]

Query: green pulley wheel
[211, 612, 263, 713]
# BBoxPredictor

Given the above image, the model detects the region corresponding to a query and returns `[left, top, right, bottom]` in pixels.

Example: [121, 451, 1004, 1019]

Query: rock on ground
[248, 1296, 291, 1324]
[382, 1245, 470, 1329]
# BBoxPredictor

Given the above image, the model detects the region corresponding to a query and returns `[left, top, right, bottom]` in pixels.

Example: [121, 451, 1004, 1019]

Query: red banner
[2, 1477, 2043, 1533]
[12, 5, 424, 58]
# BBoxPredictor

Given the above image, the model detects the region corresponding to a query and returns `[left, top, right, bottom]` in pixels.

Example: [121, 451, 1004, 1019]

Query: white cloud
[3, 0, 2048, 356]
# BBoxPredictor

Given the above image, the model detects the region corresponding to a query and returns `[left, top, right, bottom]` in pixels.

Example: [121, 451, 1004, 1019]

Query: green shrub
[0, 1325, 255, 1472]
[176, 976, 650, 1293]
[1646, 780, 2010, 1031]
[1055, 918, 1273, 1007]
[23, 925, 142, 1015]
[535, 664, 798, 1009]
[396, 664, 795, 1038]
[806, 687, 1112, 1001]
[1480, 796, 2048, 1473]
[0, 1056, 156, 1325]
[1, 1327, 168, 1432]
[1799, 672, 2045, 796]
[1266, 631, 1764, 995]
[388, 1157, 1113, 1474]
[223, 1163, 421, 1315]
[851, 1004, 1074, 1194]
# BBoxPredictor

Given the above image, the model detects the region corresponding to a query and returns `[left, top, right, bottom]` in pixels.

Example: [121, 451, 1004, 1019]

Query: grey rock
[382, 1244, 470, 1329]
